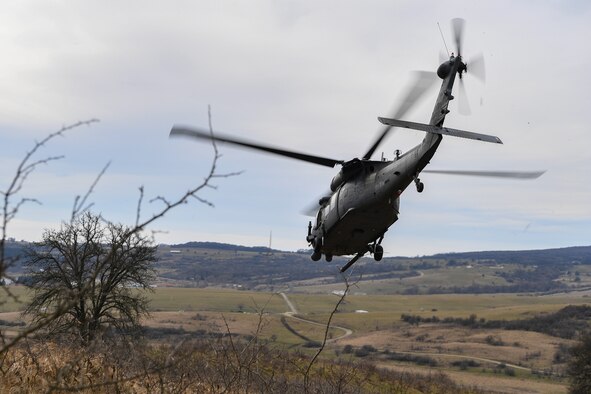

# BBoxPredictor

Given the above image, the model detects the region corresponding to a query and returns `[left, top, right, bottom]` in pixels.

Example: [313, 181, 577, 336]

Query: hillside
[154, 242, 591, 294]
[6, 240, 591, 294]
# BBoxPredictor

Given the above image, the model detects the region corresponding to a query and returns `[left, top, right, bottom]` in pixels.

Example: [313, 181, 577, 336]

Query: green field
[0, 287, 29, 313]
[147, 287, 287, 313]
[290, 263, 521, 294]
[4, 286, 587, 319]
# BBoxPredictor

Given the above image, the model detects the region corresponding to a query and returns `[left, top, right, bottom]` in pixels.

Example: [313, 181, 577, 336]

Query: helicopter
[170, 19, 544, 272]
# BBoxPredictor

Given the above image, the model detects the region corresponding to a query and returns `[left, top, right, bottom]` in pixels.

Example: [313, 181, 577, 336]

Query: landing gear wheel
[311, 237, 323, 261]
[416, 181, 424, 193]
[374, 245, 383, 261]
[325, 254, 333, 262]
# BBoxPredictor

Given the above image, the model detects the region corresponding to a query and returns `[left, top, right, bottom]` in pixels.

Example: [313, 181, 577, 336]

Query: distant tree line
[416, 281, 568, 295]
[431, 246, 591, 266]
[169, 241, 277, 253]
[153, 249, 419, 288]
[401, 305, 591, 339]
[410, 262, 570, 295]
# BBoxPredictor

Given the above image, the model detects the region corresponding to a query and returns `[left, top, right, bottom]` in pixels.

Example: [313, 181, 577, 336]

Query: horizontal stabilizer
[377, 117, 502, 144]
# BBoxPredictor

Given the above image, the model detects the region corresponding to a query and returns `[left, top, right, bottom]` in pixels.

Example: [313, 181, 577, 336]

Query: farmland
[3, 242, 591, 392]
[140, 287, 587, 393]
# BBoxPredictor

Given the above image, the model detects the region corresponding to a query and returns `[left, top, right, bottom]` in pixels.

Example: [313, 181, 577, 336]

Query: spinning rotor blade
[423, 170, 546, 179]
[301, 191, 332, 216]
[457, 79, 471, 116]
[468, 53, 486, 82]
[170, 126, 343, 168]
[452, 18, 465, 56]
[363, 71, 437, 160]
[451, 19, 485, 115]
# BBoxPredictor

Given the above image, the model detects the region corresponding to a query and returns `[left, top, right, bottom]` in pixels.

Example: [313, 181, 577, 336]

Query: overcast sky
[1, 1, 590, 256]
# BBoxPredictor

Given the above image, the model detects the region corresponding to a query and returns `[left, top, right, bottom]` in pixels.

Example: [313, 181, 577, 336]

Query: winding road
[278, 292, 538, 372]
[279, 292, 352, 342]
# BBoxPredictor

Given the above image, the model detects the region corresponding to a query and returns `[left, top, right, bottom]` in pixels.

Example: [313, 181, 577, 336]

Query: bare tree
[23, 212, 157, 344]
[1, 120, 100, 353]
[1, 108, 237, 354]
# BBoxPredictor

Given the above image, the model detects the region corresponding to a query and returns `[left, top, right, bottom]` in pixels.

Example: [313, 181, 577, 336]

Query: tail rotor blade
[451, 18, 465, 56]
[468, 53, 486, 82]
[457, 79, 471, 116]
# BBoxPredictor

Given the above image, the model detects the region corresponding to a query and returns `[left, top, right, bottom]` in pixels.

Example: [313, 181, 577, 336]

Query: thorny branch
[70, 161, 111, 223]
[1, 109, 239, 357]
[1, 119, 99, 280]
[304, 271, 355, 392]
[130, 105, 241, 237]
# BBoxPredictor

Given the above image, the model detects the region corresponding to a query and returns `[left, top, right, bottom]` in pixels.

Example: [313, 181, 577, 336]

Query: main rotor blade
[423, 170, 546, 179]
[362, 71, 437, 160]
[452, 18, 465, 56]
[301, 191, 332, 216]
[170, 126, 343, 168]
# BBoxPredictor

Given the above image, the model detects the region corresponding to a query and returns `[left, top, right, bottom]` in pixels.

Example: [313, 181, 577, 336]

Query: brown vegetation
[0, 337, 485, 393]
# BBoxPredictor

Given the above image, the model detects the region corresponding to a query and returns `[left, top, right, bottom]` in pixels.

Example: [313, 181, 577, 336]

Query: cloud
[1, 1, 590, 255]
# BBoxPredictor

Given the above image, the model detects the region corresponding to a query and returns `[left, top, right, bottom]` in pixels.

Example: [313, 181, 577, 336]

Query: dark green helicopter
[170, 19, 544, 272]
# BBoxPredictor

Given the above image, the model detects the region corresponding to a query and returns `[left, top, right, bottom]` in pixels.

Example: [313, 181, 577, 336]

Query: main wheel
[325, 254, 333, 262]
[311, 237, 322, 261]
[416, 181, 424, 193]
[374, 245, 383, 261]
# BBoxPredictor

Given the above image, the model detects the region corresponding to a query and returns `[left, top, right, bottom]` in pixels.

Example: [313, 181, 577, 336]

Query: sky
[1, 1, 590, 257]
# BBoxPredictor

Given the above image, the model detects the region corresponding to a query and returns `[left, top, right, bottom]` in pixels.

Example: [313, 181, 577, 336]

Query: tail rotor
[448, 18, 486, 115]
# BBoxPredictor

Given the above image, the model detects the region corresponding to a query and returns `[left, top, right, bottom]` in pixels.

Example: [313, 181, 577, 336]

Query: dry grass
[377, 363, 568, 394]
[0, 338, 486, 393]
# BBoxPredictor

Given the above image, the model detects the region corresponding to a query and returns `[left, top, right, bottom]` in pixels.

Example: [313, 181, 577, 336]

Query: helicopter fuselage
[309, 133, 442, 256]
[308, 54, 462, 259]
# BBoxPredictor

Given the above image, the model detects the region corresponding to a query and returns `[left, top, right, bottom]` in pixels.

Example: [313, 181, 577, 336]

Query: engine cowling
[330, 171, 344, 192]
[330, 158, 364, 191]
